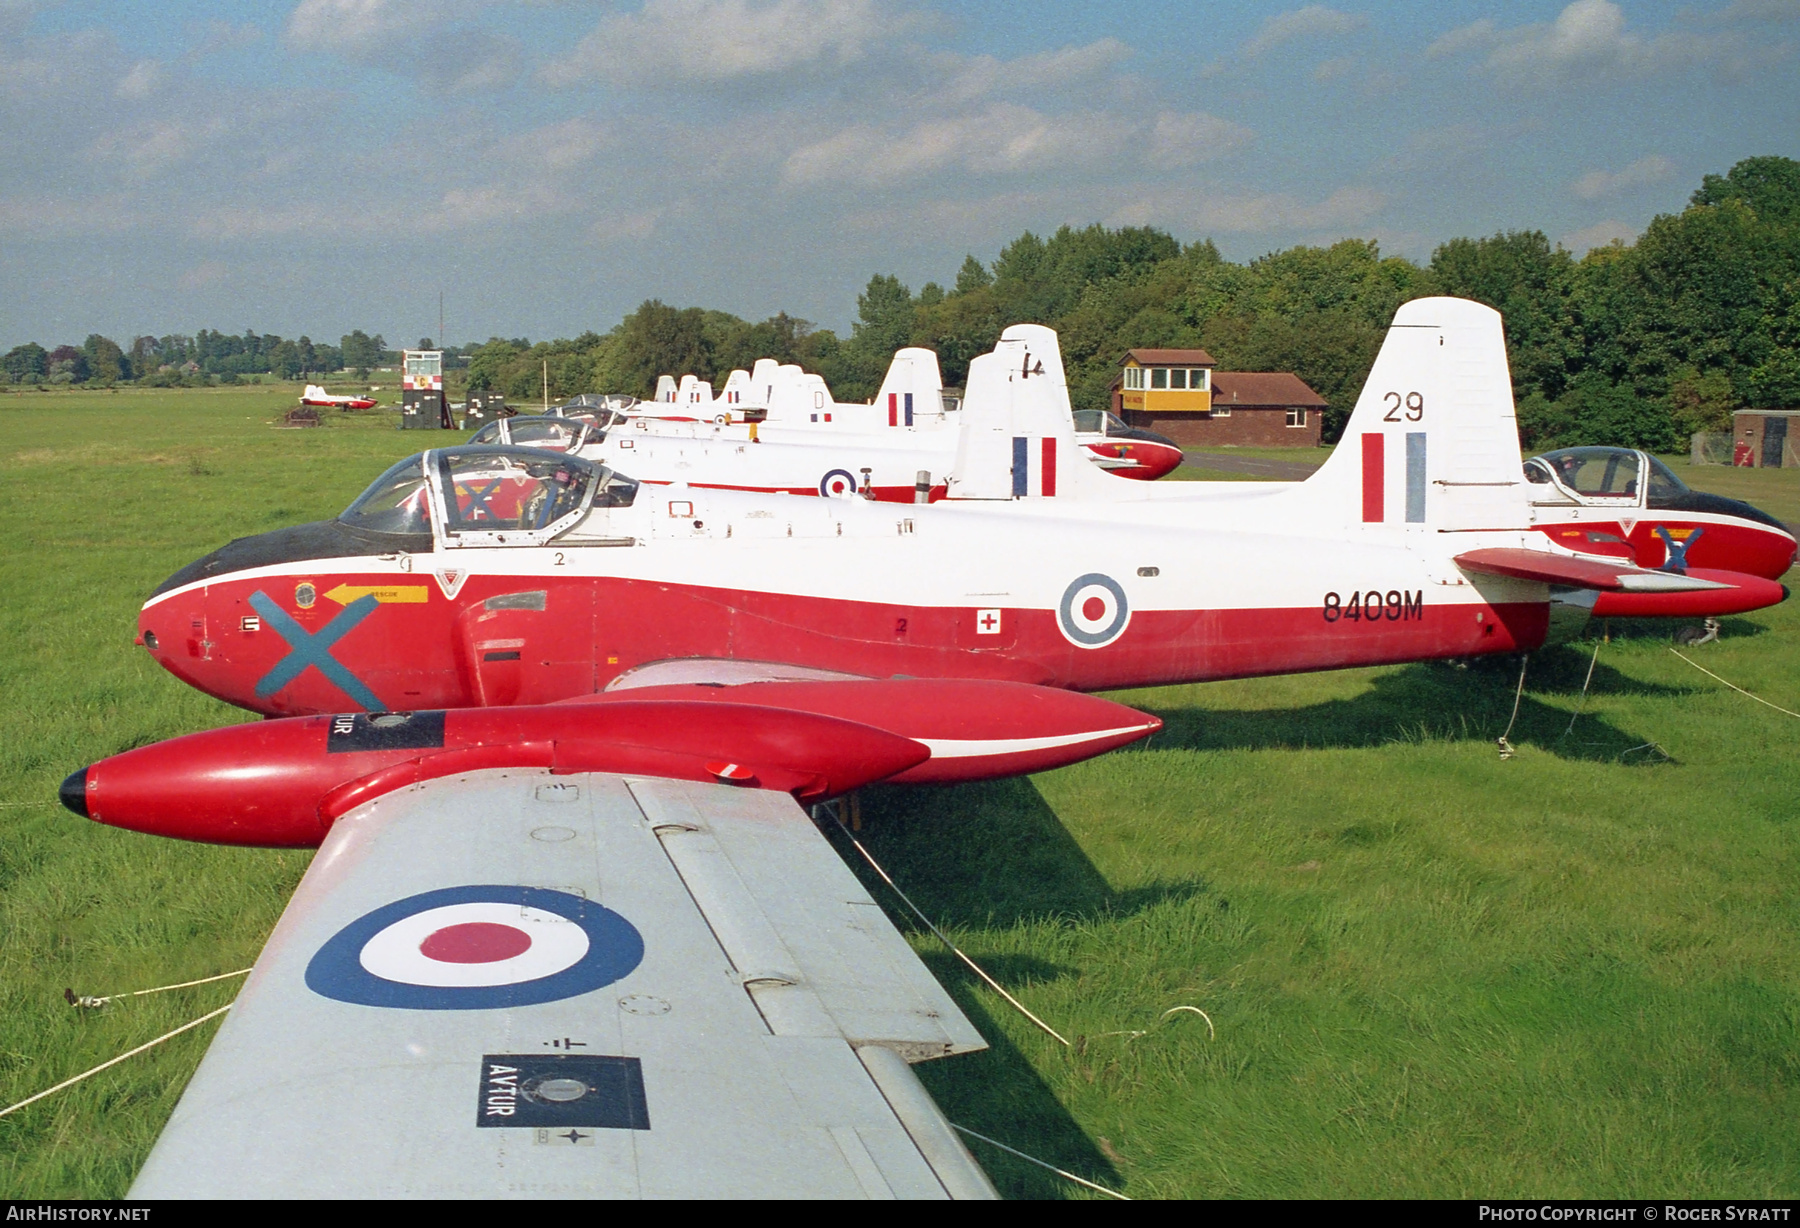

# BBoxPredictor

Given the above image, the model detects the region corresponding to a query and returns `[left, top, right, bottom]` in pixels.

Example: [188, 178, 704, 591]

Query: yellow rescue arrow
[324, 583, 430, 605]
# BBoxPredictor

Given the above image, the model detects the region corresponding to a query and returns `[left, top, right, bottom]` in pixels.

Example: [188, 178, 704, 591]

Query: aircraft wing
[130, 769, 995, 1199]
[1453, 547, 1733, 592]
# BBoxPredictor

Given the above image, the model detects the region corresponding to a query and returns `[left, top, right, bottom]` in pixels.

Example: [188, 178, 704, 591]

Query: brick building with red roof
[1110, 348, 1326, 448]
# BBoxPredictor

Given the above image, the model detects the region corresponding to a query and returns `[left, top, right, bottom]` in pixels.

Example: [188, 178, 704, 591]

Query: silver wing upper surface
[131, 770, 994, 1199]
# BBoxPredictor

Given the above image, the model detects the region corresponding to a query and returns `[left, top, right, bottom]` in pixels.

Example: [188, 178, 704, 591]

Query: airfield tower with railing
[401, 348, 449, 429]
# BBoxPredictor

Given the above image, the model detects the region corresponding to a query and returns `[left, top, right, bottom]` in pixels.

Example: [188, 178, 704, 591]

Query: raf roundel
[818, 468, 858, 498]
[1057, 573, 1131, 649]
[305, 885, 644, 1010]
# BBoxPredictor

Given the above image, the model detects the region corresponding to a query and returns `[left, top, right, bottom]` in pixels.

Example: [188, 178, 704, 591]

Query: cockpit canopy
[339, 446, 637, 547]
[468, 415, 601, 452]
[1523, 446, 1687, 508]
[1073, 410, 1130, 435]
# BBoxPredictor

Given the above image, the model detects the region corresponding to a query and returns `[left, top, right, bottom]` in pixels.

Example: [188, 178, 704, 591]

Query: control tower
[401, 349, 449, 429]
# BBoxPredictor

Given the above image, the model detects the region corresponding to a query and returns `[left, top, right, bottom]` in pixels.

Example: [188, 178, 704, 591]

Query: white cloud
[1572, 155, 1675, 200]
[88, 117, 231, 179]
[0, 194, 139, 238]
[1427, 0, 1796, 81]
[285, 0, 447, 52]
[592, 209, 663, 243]
[542, 0, 889, 87]
[1561, 218, 1638, 252]
[783, 105, 1250, 187]
[1424, 18, 1496, 59]
[938, 38, 1131, 104]
[115, 60, 164, 100]
[1241, 6, 1367, 59]
[1312, 56, 1354, 82]
[187, 20, 264, 60]
[285, 0, 521, 93]
[1149, 111, 1256, 167]
[177, 260, 229, 290]
[1111, 185, 1385, 235]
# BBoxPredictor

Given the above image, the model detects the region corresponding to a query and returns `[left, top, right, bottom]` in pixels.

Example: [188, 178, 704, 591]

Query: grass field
[1, 385, 1797, 1198]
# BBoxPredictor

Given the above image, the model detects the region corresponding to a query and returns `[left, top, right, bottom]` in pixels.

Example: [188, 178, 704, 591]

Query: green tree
[1524, 373, 1679, 451]
[612, 301, 712, 398]
[46, 344, 89, 383]
[341, 330, 383, 375]
[837, 275, 916, 399]
[953, 254, 992, 294]
[82, 334, 127, 382]
[1691, 155, 1800, 227]
[3, 342, 48, 382]
[1430, 230, 1578, 400]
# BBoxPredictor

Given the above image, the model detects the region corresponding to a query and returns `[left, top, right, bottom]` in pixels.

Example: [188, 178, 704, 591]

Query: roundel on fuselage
[304, 885, 643, 1010]
[1057, 573, 1130, 649]
[819, 469, 858, 498]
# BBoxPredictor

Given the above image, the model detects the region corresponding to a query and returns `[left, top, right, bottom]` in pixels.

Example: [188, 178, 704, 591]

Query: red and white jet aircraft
[300, 383, 378, 410]
[610, 348, 1182, 497]
[60, 298, 1787, 1198]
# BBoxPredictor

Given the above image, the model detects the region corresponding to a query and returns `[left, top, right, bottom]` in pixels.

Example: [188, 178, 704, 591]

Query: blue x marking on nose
[250, 590, 384, 711]
[461, 478, 502, 521]
[1655, 525, 1703, 573]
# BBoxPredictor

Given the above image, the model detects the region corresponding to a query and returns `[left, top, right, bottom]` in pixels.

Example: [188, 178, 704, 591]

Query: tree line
[465, 155, 1799, 450]
[10, 156, 1795, 449]
[1, 329, 410, 387]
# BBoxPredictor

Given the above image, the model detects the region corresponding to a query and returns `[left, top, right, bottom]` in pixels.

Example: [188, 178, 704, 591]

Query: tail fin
[303, 385, 326, 400]
[653, 374, 677, 403]
[719, 368, 750, 407]
[873, 348, 945, 428]
[948, 325, 1118, 500]
[1302, 297, 1527, 533]
[749, 358, 781, 405]
[674, 374, 714, 407]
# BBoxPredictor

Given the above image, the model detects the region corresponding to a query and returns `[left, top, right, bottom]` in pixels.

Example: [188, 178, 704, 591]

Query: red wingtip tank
[59, 680, 1163, 847]
[61, 702, 930, 847]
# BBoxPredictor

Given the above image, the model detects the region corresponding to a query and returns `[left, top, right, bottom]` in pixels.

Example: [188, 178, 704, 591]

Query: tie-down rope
[0, 1003, 233, 1120]
[950, 1123, 1131, 1200]
[65, 967, 252, 1009]
[1669, 648, 1800, 719]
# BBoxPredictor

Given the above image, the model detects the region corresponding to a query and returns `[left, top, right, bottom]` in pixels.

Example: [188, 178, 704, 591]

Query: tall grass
[1, 387, 1796, 1197]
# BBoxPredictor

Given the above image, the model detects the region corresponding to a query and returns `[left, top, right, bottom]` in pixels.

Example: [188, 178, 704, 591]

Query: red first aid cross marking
[419, 922, 533, 964]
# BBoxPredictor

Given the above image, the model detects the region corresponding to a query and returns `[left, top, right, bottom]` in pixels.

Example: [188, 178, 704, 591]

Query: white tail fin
[761, 363, 835, 424]
[303, 385, 327, 400]
[873, 348, 945, 428]
[654, 374, 677, 403]
[749, 358, 781, 406]
[948, 325, 1118, 500]
[718, 368, 750, 407]
[1301, 297, 1527, 533]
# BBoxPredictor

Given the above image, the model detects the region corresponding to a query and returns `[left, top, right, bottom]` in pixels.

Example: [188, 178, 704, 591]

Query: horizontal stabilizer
[1455, 548, 1731, 592]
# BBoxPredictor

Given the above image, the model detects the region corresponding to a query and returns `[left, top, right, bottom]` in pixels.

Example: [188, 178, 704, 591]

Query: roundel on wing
[1057, 573, 1130, 649]
[305, 885, 643, 1010]
[819, 468, 858, 498]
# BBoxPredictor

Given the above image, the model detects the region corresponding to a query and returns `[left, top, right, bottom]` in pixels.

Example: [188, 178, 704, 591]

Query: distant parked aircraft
[300, 384, 377, 410]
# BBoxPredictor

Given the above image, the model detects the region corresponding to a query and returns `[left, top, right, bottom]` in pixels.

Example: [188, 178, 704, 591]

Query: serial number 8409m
[1323, 590, 1424, 623]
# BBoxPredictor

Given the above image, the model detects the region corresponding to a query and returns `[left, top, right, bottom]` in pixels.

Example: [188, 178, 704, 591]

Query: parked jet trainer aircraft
[624, 348, 1183, 491]
[300, 384, 378, 410]
[61, 299, 1787, 1198]
[493, 382, 1793, 610]
[1524, 446, 1795, 584]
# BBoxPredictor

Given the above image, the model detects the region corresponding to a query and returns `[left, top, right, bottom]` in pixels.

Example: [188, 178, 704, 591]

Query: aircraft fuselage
[141, 484, 1545, 718]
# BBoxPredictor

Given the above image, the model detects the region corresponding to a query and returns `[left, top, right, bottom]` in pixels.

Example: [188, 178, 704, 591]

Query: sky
[1, 0, 1796, 349]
